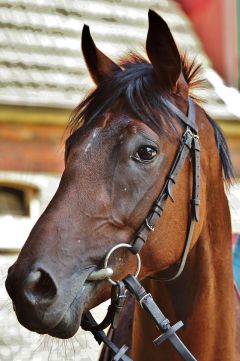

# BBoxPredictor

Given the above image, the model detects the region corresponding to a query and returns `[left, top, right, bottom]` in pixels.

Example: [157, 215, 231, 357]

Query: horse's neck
[132, 180, 236, 361]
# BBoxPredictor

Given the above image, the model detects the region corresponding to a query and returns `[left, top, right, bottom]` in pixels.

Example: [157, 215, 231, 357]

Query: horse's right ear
[82, 25, 121, 85]
[146, 10, 181, 90]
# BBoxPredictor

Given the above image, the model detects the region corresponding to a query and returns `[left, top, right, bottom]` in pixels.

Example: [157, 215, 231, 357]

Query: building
[177, 0, 238, 88]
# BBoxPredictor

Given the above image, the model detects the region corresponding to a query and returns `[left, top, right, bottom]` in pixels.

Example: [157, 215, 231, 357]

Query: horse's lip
[38, 316, 79, 338]
[39, 283, 96, 338]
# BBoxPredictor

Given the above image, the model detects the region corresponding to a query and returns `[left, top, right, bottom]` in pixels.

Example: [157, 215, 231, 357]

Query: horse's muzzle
[5, 262, 94, 338]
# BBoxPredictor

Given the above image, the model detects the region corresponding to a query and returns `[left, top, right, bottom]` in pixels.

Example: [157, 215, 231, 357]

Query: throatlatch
[83, 97, 200, 361]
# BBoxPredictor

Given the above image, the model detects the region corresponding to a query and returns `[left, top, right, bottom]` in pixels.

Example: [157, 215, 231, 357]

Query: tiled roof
[0, 0, 240, 120]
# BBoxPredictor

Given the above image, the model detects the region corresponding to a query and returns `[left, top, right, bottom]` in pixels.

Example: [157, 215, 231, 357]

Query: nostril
[24, 269, 57, 305]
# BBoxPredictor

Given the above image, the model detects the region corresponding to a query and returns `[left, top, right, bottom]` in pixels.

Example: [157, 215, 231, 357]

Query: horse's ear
[146, 10, 181, 90]
[82, 25, 121, 85]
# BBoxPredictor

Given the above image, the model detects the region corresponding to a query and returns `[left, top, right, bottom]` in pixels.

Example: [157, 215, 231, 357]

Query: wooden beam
[217, 119, 240, 137]
[1, 104, 240, 137]
[0, 104, 71, 126]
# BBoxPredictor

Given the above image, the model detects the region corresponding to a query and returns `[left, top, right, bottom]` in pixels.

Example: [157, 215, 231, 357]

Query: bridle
[89, 96, 200, 282]
[82, 97, 200, 361]
[129, 97, 200, 281]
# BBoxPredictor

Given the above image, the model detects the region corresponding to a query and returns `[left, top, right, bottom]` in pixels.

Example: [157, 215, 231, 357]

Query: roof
[0, 0, 240, 121]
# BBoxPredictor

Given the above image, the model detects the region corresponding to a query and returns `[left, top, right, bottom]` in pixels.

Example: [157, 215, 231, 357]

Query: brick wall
[0, 121, 239, 177]
[0, 123, 65, 173]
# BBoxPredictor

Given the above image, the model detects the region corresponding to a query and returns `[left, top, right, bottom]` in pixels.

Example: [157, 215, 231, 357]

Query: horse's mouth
[46, 281, 97, 339]
[45, 276, 111, 339]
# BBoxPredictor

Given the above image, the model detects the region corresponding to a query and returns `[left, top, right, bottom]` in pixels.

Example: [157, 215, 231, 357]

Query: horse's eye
[132, 145, 157, 162]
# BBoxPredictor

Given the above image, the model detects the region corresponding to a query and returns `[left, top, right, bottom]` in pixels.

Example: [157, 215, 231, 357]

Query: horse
[5, 10, 239, 361]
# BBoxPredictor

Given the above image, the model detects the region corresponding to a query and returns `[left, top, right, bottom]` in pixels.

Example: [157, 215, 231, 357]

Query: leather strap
[157, 219, 196, 281]
[165, 97, 198, 133]
[148, 135, 200, 281]
[191, 136, 201, 222]
[123, 275, 197, 361]
[81, 312, 131, 361]
[131, 128, 194, 256]
[82, 281, 126, 332]
[131, 97, 201, 281]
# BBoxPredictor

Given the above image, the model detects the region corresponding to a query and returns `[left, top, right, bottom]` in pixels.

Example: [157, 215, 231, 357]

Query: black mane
[70, 56, 173, 133]
[206, 114, 234, 184]
[68, 54, 234, 184]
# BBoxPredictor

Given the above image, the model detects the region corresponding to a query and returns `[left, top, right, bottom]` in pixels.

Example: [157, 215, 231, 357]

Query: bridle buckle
[145, 218, 155, 232]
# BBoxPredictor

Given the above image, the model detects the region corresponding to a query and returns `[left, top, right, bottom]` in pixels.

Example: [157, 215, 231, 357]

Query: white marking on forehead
[84, 128, 101, 153]
[92, 129, 98, 138]
[84, 142, 91, 153]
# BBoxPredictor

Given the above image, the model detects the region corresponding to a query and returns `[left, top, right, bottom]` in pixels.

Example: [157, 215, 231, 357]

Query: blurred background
[0, 0, 239, 360]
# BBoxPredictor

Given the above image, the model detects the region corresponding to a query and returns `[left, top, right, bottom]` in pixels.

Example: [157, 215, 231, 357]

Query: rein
[82, 97, 200, 361]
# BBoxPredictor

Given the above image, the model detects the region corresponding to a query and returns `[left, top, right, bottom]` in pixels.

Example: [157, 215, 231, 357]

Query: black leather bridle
[82, 97, 200, 361]
[130, 96, 200, 281]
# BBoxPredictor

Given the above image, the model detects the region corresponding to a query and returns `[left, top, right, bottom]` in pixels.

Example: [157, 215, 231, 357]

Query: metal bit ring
[104, 243, 141, 285]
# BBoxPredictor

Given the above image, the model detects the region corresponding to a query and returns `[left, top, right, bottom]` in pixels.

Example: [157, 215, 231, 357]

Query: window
[0, 185, 29, 216]
[0, 173, 59, 251]
[0, 183, 39, 218]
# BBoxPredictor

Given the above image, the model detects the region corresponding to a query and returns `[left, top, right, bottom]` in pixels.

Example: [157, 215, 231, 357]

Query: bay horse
[5, 10, 239, 361]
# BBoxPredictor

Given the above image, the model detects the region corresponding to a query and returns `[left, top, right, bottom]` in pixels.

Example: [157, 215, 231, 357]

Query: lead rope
[82, 97, 200, 360]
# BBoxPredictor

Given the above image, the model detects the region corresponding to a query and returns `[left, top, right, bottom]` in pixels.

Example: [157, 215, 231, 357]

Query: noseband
[83, 97, 200, 361]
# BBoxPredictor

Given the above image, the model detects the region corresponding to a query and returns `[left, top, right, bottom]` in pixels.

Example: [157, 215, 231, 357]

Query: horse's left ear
[146, 10, 181, 91]
[82, 25, 121, 85]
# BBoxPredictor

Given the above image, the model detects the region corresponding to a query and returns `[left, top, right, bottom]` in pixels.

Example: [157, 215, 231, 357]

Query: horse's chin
[46, 306, 83, 339]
